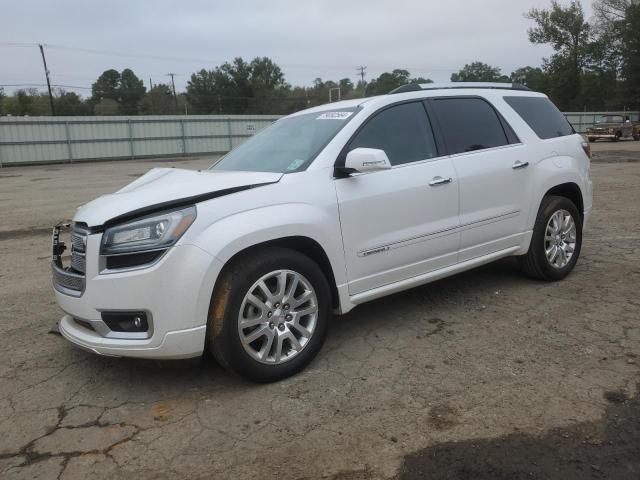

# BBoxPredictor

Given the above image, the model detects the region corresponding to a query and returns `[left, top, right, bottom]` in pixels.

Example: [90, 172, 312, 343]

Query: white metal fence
[0, 115, 280, 166]
[1, 111, 638, 166]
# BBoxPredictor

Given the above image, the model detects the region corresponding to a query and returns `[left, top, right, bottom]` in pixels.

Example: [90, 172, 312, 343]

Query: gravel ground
[0, 142, 639, 479]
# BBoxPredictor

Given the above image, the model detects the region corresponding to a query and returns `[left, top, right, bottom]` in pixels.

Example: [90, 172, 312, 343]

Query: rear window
[504, 96, 574, 139]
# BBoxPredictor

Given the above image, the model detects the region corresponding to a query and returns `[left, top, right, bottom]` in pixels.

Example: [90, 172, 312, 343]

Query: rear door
[334, 101, 460, 295]
[428, 96, 533, 262]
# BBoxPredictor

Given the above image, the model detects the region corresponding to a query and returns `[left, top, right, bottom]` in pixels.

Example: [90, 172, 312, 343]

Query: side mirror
[343, 148, 392, 174]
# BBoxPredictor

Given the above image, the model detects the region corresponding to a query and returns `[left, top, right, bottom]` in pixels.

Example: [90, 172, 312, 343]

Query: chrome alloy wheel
[544, 209, 577, 269]
[238, 269, 318, 365]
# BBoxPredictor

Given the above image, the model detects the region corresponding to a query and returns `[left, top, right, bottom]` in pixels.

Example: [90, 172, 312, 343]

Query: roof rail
[389, 82, 531, 94]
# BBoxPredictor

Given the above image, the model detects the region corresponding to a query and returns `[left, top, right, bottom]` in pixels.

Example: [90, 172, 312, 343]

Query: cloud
[0, 0, 591, 95]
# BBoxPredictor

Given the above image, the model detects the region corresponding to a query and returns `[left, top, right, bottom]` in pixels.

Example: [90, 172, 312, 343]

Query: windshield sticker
[286, 159, 305, 171]
[316, 111, 353, 120]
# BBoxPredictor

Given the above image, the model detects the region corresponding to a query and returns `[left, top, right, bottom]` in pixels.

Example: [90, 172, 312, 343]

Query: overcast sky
[1, 0, 594, 95]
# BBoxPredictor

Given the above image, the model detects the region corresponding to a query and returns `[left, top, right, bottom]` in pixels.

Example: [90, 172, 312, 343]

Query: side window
[504, 96, 575, 139]
[431, 97, 509, 154]
[349, 102, 438, 166]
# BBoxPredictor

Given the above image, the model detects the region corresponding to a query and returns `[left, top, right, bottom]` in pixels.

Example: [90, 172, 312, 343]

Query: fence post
[180, 119, 187, 156]
[226, 117, 233, 152]
[65, 121, 73, 163]
[128, 119, 134, 159]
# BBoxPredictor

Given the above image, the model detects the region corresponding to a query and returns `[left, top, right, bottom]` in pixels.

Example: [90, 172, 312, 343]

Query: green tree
[526, 1, 592, 109]
[186, 69, 219, 114]
[510, 66, 550, 92]
[365, 69, 432, 96]
[249, 57, 288, 113]
[90, 68, 146, 115]
[187, 57, 291, 114]
[0, 87, 5, 114]
[2, 89, 50, 116]
[451, 62, 509, 82]
[94, 98, 121, 116]
[620, 2, 640, 107]
[119, 69, 146, 115]
[91, 69, 121, 103]
[139, 84, 175, 114]
[338, 78, 354, 98]
[54, 90, 90, 115]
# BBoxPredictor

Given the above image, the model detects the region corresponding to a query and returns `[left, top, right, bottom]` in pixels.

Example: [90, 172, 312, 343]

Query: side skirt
[342, 246, 521, 311]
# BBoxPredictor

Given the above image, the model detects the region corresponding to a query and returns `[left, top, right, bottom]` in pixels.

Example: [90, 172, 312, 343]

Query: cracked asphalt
[1, 142, 639, 479]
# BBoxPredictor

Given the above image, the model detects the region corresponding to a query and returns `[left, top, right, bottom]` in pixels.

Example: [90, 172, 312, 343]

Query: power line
[0, 83, 92, 90]
[20, 43, 460, 72]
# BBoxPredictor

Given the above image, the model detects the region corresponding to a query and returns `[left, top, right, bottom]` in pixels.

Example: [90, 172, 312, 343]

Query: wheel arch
[215, 236, 340, 310]
[544, 182, 584, 220]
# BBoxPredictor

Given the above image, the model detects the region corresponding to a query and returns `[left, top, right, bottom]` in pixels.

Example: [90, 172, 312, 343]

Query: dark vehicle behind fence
[586, 115, 640, 142]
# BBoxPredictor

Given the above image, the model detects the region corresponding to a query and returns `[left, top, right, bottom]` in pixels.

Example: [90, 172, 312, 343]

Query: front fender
[191, 203, 347, 286]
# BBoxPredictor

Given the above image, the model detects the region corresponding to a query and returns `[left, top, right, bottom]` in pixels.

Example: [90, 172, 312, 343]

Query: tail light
[581, 140, 591, 159]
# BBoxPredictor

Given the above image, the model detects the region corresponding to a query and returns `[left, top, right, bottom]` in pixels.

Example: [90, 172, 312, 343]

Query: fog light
[102, 311, 149, 333]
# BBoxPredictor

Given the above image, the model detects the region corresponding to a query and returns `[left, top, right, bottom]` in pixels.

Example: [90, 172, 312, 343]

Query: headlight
[101, 206, 196, 256]
[608, 128, 615, 134]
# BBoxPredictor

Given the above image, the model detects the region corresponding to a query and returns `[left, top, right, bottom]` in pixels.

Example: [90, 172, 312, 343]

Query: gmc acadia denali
[52, 82, 593, 382]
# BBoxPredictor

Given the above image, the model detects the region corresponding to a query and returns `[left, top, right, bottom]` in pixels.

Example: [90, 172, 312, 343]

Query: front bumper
[54, 235, 223, 359]
[59, 315, 207, 359]
[587, 133, 616, 139]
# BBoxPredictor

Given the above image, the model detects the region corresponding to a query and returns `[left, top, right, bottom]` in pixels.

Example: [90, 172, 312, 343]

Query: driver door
[334, 101, 460, 295]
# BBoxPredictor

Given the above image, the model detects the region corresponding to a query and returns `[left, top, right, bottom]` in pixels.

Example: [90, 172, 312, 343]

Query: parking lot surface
[1, 142, 639, 479]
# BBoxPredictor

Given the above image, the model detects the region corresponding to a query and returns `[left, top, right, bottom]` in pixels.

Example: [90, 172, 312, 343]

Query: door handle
[429, 176, 452, 186]
[512, 161, 529, 170]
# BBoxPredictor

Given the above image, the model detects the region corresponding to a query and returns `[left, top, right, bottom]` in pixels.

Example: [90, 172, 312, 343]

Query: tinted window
[349, 102, 437, 166]
[504, 96, 574, 139]
[431, 97, 509, 154]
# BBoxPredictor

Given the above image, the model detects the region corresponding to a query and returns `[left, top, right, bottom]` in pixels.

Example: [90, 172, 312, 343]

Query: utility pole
[38, 44, 55, 115]
[166, 73, 178, 114]
[356, 66, 367, 97]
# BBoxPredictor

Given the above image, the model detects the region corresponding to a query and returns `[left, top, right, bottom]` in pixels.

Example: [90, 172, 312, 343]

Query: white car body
[53, 84, 593, 359]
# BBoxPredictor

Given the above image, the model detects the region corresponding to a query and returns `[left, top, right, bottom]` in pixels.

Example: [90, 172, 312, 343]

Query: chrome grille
[52, 264, 84, 293]
[71, 232, 86, 253]
[52, 223, 88, 296]
[70, 251, 86, 273]
[70, 226, 88, 274]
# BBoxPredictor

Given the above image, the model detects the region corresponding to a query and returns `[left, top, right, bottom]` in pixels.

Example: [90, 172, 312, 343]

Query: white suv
[52, 83, 593, 382]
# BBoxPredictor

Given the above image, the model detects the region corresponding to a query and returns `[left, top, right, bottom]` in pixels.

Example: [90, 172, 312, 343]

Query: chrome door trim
[358, 210, 520, 257]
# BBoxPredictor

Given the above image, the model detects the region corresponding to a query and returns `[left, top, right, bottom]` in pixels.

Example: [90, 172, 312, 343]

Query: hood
[592, 122, 619, 128]
[74, 168, 283, 227]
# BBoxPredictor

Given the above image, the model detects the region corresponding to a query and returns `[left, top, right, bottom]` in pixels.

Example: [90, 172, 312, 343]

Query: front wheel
[518, 195, 582, 281]
[207, 247, 330, 382]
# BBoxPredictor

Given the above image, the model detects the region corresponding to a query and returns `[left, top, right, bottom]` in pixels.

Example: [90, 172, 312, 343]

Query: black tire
[612, 132, 621, 142]
[518, 195, 582, 281]
[588, 137, 596, 143]
[207, 247, 331, 382]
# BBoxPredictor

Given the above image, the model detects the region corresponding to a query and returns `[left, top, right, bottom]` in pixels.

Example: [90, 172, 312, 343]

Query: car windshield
[210, 108, 359, 173]
[598, 115, 624, 123]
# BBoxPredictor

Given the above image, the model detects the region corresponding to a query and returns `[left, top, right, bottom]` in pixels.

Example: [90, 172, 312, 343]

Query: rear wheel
[519, 195, 582, 281]
[207, 247, 330, 382]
